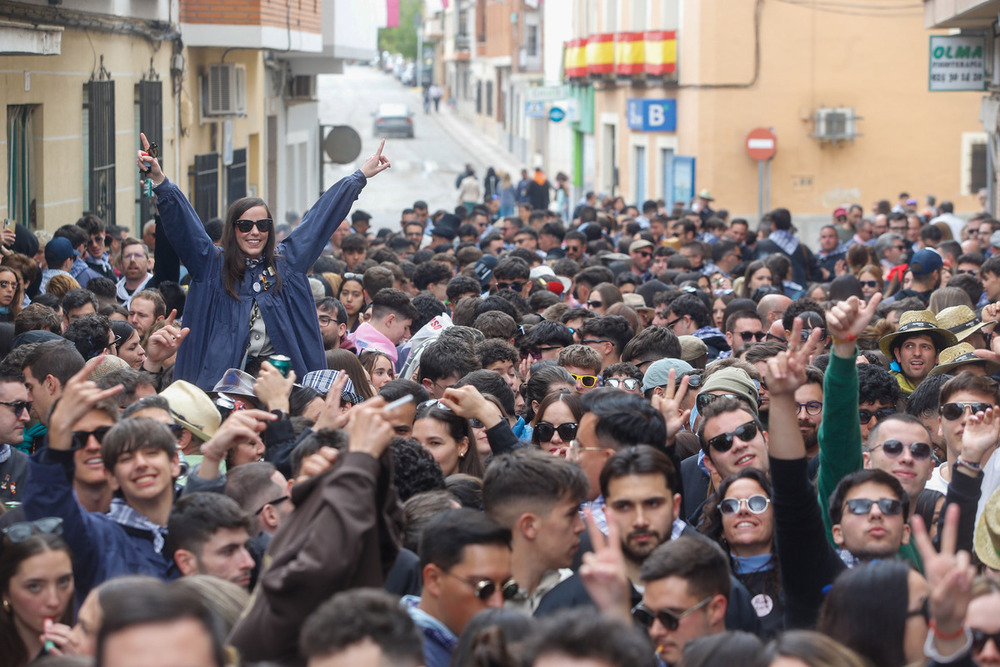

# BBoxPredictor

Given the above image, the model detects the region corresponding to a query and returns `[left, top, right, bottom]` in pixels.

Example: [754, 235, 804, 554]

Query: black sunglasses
[972, 629, 1000, 652]
[844, 497, 903, 516]
[536, 422, 579, 443]
[858, 407, 896, 424]
[706, 421, 759, 453]
[586, 300, 604, 309]
[738, 330, 766, 342]
[871, 439, 933, 461]
[632, 597, 712, 632]
[859, 280, 879, 289]
[497, 281, 524, 292]
[254, 495, 290, 515]
[2, 517, 63, 542]
[939, 402, 992, 421]
[71, 425, 113, 450]
[0, 400, 31, 417]
[234, 218, 273, 233]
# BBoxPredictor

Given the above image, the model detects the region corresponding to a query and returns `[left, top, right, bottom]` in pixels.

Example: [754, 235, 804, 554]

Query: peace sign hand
[650, 370, 690, 444]
[579, 508, 631, 623]
[361, 139, 391, 179]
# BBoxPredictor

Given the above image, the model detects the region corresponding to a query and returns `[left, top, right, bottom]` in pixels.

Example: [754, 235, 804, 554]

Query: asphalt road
[318, 65, 523, 232]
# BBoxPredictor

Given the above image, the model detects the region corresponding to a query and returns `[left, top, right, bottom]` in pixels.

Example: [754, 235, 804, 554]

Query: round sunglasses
[719, 494, 771, 515]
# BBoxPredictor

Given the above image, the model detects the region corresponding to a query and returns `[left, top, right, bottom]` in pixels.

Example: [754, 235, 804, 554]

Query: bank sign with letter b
[929, 35, 985, 92]
[627, 99, 677, 132]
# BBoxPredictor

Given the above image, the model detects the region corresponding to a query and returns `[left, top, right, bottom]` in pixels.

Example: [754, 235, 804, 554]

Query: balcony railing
[564, 30, 677, 82]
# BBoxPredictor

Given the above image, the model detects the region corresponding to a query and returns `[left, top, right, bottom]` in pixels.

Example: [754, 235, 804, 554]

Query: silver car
[373, 103, 414, 139]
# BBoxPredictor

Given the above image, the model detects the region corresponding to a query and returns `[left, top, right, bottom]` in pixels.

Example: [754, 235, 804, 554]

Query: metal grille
[86, 80, 116, 225]
[972, 143, 988, 195]
[191, 153, 219, 223]
[136, 81, 163, 230]
[227, 148, 247, 207]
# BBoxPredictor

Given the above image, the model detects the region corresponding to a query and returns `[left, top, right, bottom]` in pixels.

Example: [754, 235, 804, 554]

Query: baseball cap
[642, 358, 694, 394]
[699, 367, 759, 415]
[629, 239, 654, 253]
[473, 255, 499, 288]
[833, 207, 848, 218]
[45, 237, 78, 262]
[909, 248, 943, 276]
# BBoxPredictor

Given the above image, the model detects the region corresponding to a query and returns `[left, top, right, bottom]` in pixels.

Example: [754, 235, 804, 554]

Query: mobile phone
[2, 219, 13, 232]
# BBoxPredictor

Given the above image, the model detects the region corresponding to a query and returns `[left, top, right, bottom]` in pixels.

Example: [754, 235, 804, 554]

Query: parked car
[373, 103, 414, 139]
[401, 62, 416, 86]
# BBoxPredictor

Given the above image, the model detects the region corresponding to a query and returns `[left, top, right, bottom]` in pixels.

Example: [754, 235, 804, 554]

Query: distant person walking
[430, 84, 443, 112]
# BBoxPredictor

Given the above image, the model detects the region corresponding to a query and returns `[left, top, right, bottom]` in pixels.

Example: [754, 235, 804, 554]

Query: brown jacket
[228, 446, 403, 665]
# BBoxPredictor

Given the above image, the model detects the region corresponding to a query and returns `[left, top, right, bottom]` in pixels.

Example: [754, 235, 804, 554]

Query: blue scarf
[733, 553, 774, 574]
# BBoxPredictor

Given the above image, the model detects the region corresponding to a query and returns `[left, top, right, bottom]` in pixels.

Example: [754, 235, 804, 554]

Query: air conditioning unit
[811, 107, 861, 144]
[203, 63, 246, 117]
[286, 75, 317, 101]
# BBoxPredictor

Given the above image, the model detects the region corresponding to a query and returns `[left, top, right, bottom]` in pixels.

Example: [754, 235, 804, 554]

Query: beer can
[269, 355, 291, 377]
[143, 178, 153, 197]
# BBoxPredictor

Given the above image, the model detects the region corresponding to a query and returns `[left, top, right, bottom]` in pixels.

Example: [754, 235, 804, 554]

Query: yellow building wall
[0, 29, 177, 234]
[595, 0, 985, 220]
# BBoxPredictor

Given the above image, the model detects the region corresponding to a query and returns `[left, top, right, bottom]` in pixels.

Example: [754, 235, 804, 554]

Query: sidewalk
[419, 96, 526, 179]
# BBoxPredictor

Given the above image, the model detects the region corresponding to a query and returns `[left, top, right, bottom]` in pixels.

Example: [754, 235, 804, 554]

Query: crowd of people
[1, 140, 1000, 667]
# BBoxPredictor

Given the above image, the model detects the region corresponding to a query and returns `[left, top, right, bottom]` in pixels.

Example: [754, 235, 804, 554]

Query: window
[526, 25, 539, 57]
[634, 145, 646, 204]
[486, 81, 493, 117]
[6, 105, 36, 228]
[227, 148, 247, 208]
[971, 143, 988, 195]
[961, 132, 989, 196]
[191, 153, 219, 223]
[84, 80, 116, 225]
[135, 81, 163, 232]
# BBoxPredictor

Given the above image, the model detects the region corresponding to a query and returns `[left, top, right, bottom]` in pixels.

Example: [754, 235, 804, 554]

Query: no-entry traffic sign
[746, 127, 777, 161]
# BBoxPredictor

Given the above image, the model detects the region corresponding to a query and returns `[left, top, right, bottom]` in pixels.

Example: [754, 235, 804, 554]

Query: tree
[378, 0, 422, 61]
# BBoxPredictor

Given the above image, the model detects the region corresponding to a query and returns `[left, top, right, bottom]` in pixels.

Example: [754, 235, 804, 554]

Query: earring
[2, 599, 10, 613]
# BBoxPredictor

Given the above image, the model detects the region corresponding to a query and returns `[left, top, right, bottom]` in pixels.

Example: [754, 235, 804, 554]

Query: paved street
[319, 65, 523, 231]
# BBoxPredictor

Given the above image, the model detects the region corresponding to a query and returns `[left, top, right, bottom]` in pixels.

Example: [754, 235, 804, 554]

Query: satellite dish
[322, 126, 362, 164]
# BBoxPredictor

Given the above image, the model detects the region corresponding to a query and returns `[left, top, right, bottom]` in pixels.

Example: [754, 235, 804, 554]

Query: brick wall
[180, 0, 321, 33]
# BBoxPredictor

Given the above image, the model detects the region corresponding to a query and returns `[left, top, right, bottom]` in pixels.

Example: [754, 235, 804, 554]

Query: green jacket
[817, 350, 923, 571]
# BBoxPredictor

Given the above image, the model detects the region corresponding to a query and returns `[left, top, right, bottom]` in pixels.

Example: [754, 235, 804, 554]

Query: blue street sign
[626, 98, 677, 132]
[525, 101, 545, 118]
[549, 106, 565, 122]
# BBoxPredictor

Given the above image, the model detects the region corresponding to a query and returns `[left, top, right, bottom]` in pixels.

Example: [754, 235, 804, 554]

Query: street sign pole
[758, 161, 765, 220]
[746, 127, 777, 221]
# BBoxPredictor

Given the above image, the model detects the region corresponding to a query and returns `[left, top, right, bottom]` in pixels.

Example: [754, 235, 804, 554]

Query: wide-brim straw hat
[937, 304, 991, 342]
[974, 486, 1000, 569]
[928, 342, 992, 376]
[878, 310, 958, 357]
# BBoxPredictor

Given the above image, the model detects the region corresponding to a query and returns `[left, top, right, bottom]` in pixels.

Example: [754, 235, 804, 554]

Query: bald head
[757, 294, 792, 325]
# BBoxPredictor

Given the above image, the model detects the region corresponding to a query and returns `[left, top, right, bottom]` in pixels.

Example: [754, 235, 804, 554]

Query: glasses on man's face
[870, 439, 933, 461]
[71, 425, 113, 450]
[443, 572, 519, 602]
[123, 252, 147, 262]
[664, 317, 682, 331]
[635, 251, 652, 259]
[858, 407, 895, 424]
[893, 245, 906, 251]
[939, 402, 992, 421]
[567, 439, 605, 462]
[972, 628, 1000, 653]
[317, 315, 335, 327]
[234, 218, 273, 234]
[738, 330, 766, 342]
[2, 518, 63, 543]
[0, 281, 18, 290]
[571, 373, 600, 388]
[719, 494, 771, 515]
[0, 400, 31, 418]
[956, 269, 979, 277]
[705, 421, 759, 453]
[580, 339, 610, 347]
[529, 345, 563, 361]
[604, 377, 639, 391]
[631, 597, 712, 632]
[254, 495, 290, 515]
[844, 497, 903, 516]
[536, 421, 579, 443]
[497, 281, 524, 292]
[795, 400, 823, 416]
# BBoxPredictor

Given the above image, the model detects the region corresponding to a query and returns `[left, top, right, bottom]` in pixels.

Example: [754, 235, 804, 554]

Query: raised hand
[826, 294, 881, 357]
[361, 139, 391, 179]
[579, 509, 631, 622]
[48, 356, 124, 450]
[293, 446, 340, 487]
[255, 361, 296, 412]
[912, 505, 976, 651]
[764, 317, 823, 398]
[440, 385, 502, 430]
[959, 406, 1000, 470]
[313, 371, 350, 432]
[143, 310, 190, 370]
[649, 370, 690, 444]
[198, 409, 275, 480]
[137, 132, 166, 187]
[345, 396, 394, 459]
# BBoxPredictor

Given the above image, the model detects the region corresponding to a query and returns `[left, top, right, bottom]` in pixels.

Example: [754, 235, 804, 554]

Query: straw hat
[159, 380, 221, 442]
[936, 305, 991, 342]
[928, 343, 991, 376]
[974, 486, 1000, 570]
[878, 310, 958, 357]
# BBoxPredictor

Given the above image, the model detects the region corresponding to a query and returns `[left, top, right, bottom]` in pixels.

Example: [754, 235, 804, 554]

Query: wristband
[930, 620, 966, 641]
[955, 457, 982, 472]
[832, 334, 857, 345]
